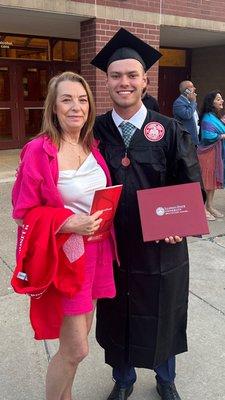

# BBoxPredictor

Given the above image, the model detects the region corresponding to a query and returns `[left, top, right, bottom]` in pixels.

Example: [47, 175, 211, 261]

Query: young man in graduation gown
[91, 28, 203, 400]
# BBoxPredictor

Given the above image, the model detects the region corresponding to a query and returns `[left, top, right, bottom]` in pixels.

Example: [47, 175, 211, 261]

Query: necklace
[62, 137, 80, 147]
[61, 137, 82, 168]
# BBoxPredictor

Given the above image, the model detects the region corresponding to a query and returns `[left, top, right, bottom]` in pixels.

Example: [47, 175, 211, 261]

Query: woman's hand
[220, 134, 225, 140]
[60, 210, 103, 236]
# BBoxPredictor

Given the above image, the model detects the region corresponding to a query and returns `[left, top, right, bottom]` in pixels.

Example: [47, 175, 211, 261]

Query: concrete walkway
[0, 150, 225, 399]
[0, 149, 20, 183]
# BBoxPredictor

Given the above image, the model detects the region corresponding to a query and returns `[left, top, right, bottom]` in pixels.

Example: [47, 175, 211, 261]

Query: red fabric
[11, 135, 118, 338]
[11, 206, 85, 339]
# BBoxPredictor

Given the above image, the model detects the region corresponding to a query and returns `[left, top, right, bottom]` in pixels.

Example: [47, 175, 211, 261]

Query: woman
[198, 91, 225, 221]
[12, 71, 116, 400]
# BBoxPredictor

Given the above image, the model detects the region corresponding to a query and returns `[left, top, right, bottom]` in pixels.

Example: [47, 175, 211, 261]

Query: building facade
[0, 0, 225, 149]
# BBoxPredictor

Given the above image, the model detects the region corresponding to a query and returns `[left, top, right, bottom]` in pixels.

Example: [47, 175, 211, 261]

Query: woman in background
[198, 91, 225, 220]
[12, 71, 116, 400]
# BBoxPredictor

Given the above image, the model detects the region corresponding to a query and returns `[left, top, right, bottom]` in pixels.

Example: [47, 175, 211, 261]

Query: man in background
[142, 77, 160, 111]
[173, 80, 199, 145]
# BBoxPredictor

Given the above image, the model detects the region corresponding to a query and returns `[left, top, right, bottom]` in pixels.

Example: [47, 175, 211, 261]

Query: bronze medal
[121, 156, 131, 167]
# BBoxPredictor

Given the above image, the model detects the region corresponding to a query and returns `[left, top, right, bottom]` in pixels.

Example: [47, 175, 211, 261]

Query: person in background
[12, 71, 116, 400]
[220, 108, 225, 123]
[91, 28, 204, 400]
[142, 77, 160, 111]
[173, 80, 199, 145]
[197, 90, 225, 221]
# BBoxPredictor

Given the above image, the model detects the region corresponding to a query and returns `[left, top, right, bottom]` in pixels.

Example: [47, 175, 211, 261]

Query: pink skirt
[198, 146, 220, 190]
[61, 238, 116, 315]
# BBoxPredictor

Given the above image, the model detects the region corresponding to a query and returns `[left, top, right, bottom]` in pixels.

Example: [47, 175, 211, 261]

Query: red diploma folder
[86, 184, 123, 242]
[137, 182, 209, 242]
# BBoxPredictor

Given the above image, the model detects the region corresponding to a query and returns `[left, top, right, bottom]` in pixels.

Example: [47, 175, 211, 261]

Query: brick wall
[80, 19, 160, 114]
[162, 0, 225, 22]
[78, 1, 225, 113]
[95, 0, 159, 12]
[72, 0, 225, 22]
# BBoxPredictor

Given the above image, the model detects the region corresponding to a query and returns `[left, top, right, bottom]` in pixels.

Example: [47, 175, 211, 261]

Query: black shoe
[157, 382, 181, 400]
[107, 383, 133, 400]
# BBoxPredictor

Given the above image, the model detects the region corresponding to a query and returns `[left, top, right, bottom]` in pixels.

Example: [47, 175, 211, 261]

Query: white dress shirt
[193, 110, 200, 135]
[112, 103, 147, 136]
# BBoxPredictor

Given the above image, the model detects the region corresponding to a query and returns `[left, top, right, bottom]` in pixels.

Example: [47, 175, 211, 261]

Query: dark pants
[113, 356, 176, 389]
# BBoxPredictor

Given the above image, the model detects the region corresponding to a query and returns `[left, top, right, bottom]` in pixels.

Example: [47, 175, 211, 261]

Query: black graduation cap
[91, 28, 162, 72]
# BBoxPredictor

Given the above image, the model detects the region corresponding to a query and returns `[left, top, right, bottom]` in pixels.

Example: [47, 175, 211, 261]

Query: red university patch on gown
[144, 122, 165, 142]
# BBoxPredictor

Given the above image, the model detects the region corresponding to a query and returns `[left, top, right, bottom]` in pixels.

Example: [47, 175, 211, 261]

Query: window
[0, 34, 79, 62]
[0, 35, 49, 60]
[159, 48, 186, 67]
[53, 40, 79, 62]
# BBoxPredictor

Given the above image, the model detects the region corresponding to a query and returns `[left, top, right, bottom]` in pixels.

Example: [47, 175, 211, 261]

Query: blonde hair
[41, 71, 95, 149]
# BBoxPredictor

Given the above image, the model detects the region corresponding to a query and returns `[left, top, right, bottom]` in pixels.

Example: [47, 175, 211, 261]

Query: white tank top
[57, 153, 107, 214]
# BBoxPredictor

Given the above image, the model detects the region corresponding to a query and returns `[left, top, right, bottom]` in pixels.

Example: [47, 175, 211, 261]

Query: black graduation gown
[142, 93, 160, 112]
[94, 110, 203, 369]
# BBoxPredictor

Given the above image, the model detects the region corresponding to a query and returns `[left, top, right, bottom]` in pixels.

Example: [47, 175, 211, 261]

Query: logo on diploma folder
[156, 205, 188, 216]
[156, 207, 165, 216]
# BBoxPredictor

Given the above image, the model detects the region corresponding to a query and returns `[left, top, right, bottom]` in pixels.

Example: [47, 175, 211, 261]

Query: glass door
[0, 61, 20, 148]
[17, 61, 50, 146]
[0, 59, 79, 150]
[0, 33, 80, 149]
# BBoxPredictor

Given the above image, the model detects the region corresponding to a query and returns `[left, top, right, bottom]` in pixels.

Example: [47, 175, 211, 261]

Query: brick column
[80, 19, 160, 114]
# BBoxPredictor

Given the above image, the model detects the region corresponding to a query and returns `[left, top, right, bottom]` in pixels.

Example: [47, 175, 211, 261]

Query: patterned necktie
[119, 121, 136, 148]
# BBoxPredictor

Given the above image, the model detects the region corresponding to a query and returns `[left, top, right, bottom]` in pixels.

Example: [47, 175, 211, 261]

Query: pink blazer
[12, 134, 112, 219]
[12, 134, 118, 261]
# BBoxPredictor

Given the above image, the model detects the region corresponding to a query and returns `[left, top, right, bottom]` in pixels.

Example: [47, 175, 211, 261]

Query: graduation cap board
[91, 28, 162, 73]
